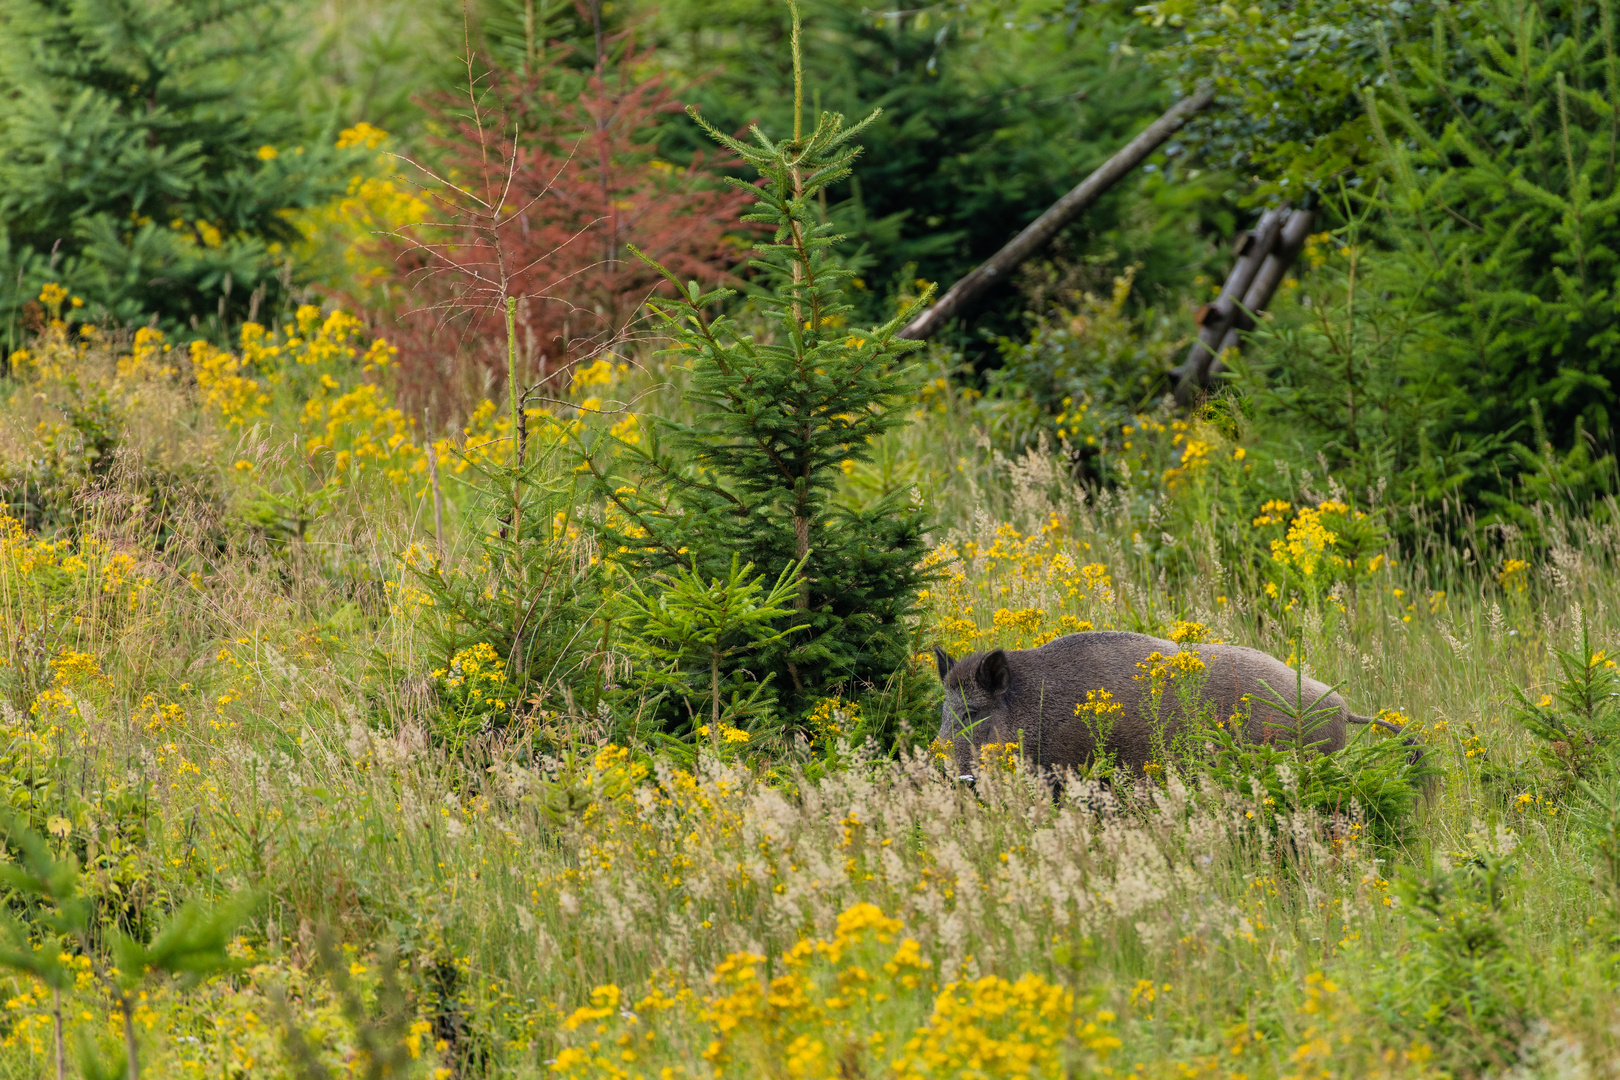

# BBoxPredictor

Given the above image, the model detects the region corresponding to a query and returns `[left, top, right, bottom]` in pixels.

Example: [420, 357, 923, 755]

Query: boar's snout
[933, 646, 1013, 779]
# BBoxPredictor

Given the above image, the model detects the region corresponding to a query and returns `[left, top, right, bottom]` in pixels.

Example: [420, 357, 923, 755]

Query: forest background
[3, 0, 1620, 1077]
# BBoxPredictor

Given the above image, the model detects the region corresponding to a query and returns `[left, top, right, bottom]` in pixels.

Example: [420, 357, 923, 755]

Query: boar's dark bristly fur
[934, 631, 1369, 775]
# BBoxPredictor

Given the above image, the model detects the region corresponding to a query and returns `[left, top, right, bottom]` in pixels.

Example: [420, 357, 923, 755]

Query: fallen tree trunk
[1206, 208, 1313, 382]
[1170, 205, 1289, 403]
[898, 85, 1215, 342]
[1172, 206, 1312, 403]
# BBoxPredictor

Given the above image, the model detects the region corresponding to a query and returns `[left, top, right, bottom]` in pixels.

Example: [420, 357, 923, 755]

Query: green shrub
[1139, 0, 1432, 195]
[1196, 671, 1436, 850]
[983, 267, 1180, 478]
[1509, 623, 1620, 791]
[613, 556, 805, 739]
[1231, 0, 1620, 513]
[1374, 837, 1532, 1074]
[410, 430, 605, 753]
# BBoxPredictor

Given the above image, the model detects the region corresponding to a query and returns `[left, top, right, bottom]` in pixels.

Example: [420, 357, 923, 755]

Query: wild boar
[934, 630, 1391, 777]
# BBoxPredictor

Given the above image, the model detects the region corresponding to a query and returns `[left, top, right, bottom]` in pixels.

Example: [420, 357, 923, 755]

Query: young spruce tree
[589, 3, 932, 727]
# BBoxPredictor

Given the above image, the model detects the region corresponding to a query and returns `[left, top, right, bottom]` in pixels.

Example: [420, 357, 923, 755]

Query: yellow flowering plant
[1072, 687, 1125, 778]
[798, 696, 880, 775]
[1495, 557, 1531, 594]
[1252, 498, 1393, 611]
[917, 522, 1108, 659]
[548, 900, 1124, 1079]
[0, 812, 253, 1080]
[805, 696, 861, 749]
[431, 643, 517, 754]
[1132, 648, 1211, 769]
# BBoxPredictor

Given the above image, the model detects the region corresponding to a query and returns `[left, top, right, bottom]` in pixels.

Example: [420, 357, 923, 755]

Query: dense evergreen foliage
[1203, 0, 1620, 510]
[647, 0, 1219, 335]
[0, 0, 357, 340]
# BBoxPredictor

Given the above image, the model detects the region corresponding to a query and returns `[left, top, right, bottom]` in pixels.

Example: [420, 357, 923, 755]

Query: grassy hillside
[0, 289, 1617, 1079]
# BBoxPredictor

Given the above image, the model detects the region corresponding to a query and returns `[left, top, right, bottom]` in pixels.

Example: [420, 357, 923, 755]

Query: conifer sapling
[586, 2, 933, 725]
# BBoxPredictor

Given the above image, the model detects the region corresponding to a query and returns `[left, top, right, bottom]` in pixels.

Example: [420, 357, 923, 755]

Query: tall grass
[0, 316, 1618, 1077]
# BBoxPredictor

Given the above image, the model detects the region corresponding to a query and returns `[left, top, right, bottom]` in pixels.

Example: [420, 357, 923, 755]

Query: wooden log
[1171, 205, 1288, 404]
[898, 85, 1216, 342]
[1206, 208, 1314, 380]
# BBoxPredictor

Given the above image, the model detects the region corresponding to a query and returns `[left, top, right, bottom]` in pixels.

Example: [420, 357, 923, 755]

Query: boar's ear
[933, 645, 954, 682]
[976, 649, 1010, 695]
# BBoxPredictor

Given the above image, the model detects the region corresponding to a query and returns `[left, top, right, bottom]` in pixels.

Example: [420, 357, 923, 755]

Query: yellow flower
[1075, 687, 1123, 719]
[1252, 499, 1292, 526]
[50, 650, 105, 688]
[257, 145, 279, 160]
[1134, 649, 1206, 690]
[1496, 557, 1530, 592]
[1167, 620, 1213, 644]
[563, 984, 622, 1031]
[807, 698, 859, 743]
[696, 724, 751, 744]
[978, 742, 1021, 772]
[336, 122, 389, 150]
[1270, 505, 1341, 577]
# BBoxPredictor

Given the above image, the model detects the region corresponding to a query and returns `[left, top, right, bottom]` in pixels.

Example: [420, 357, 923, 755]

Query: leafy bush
[1222, 211, 1491, 507]
[409, 430, 606, 752]
[1198, 696, 1434, 851]
[1364, 0, 1620, 494]
[1140, 0, 1432, 194]
[983, 268, 1181, 476]
[1374, 834, 1531, 1074]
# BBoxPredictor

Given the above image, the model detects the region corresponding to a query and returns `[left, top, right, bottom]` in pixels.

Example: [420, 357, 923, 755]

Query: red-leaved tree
[376, 39, 750, 421]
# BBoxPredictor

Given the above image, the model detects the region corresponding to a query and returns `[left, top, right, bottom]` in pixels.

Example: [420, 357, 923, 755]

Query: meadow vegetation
[3, 267, 1620, 1076]
[2, 0, 1620, 1078]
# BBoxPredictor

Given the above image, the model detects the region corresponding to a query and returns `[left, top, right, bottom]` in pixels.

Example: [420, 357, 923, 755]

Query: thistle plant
[586, 1, 932, 723]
